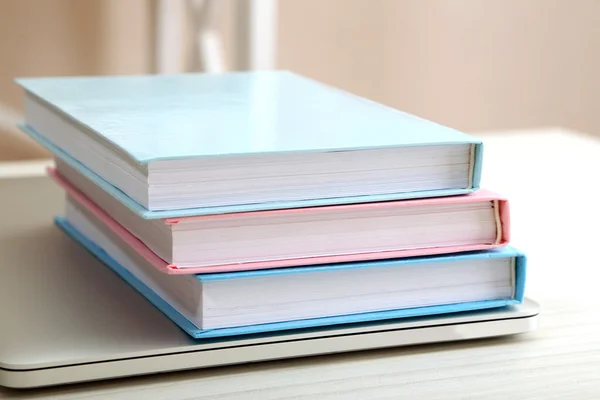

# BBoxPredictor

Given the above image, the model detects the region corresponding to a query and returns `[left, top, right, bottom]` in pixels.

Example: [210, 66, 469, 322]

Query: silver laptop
[0, 175, 540, 389]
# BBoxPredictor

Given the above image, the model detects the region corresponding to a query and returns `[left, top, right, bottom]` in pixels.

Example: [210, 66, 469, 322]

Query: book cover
[16, 71, 481, 163]
[17, 71, 483, 218]
[56, 216, 526, 340]
[49, 167, 510, 275]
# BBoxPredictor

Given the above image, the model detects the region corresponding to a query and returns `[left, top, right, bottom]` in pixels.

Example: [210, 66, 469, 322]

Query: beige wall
[2, 0, 600, 159]
[278, 0, 600, 135]
[0, 0, 153, 160]
[0, 0, 152, 112]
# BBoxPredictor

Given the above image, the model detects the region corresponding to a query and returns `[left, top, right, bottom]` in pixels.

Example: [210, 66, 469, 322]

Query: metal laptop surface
[0, 175, 539, 388]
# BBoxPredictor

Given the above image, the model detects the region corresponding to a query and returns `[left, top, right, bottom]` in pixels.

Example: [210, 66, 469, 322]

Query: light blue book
[17, 71, 483, 219]
[55, 208, 525, 340]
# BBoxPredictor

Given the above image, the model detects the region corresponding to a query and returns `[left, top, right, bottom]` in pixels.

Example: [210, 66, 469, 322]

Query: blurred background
[2, 0, 599, 160]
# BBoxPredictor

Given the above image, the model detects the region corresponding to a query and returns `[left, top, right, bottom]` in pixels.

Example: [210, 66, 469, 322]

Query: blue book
[17, 71, 482, 219]
[55, 204, 525, 340]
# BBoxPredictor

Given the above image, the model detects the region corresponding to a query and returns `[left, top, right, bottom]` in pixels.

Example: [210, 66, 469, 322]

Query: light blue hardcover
[17, 71, 483, 219]
[21, 124, 481, 219]
[55, 217, 525, 340]
[17, 71, 481, 162]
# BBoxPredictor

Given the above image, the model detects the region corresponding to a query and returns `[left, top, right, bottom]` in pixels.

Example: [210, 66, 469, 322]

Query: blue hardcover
[55, 217, 526, 340]
[17, 71, 483, 219]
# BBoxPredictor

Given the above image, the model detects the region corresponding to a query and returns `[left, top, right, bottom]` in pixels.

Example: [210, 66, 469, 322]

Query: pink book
[48, 166, 510, 275]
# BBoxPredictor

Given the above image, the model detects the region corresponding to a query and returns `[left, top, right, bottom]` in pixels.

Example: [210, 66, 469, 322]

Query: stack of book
[16, 71, 526, 339]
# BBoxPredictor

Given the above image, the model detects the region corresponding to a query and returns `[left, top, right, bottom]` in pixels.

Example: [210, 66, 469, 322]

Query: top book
[16, 71, 483, 218]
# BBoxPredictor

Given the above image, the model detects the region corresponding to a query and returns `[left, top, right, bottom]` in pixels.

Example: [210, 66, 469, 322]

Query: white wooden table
[0, 128, 599, 399]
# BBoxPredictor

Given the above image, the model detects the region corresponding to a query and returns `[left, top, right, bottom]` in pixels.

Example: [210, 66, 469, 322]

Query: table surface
[0, 128, 599, 399]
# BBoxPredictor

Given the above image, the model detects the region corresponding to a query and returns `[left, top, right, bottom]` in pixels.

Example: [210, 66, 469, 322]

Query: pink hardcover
[48, 167, 510, 275]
